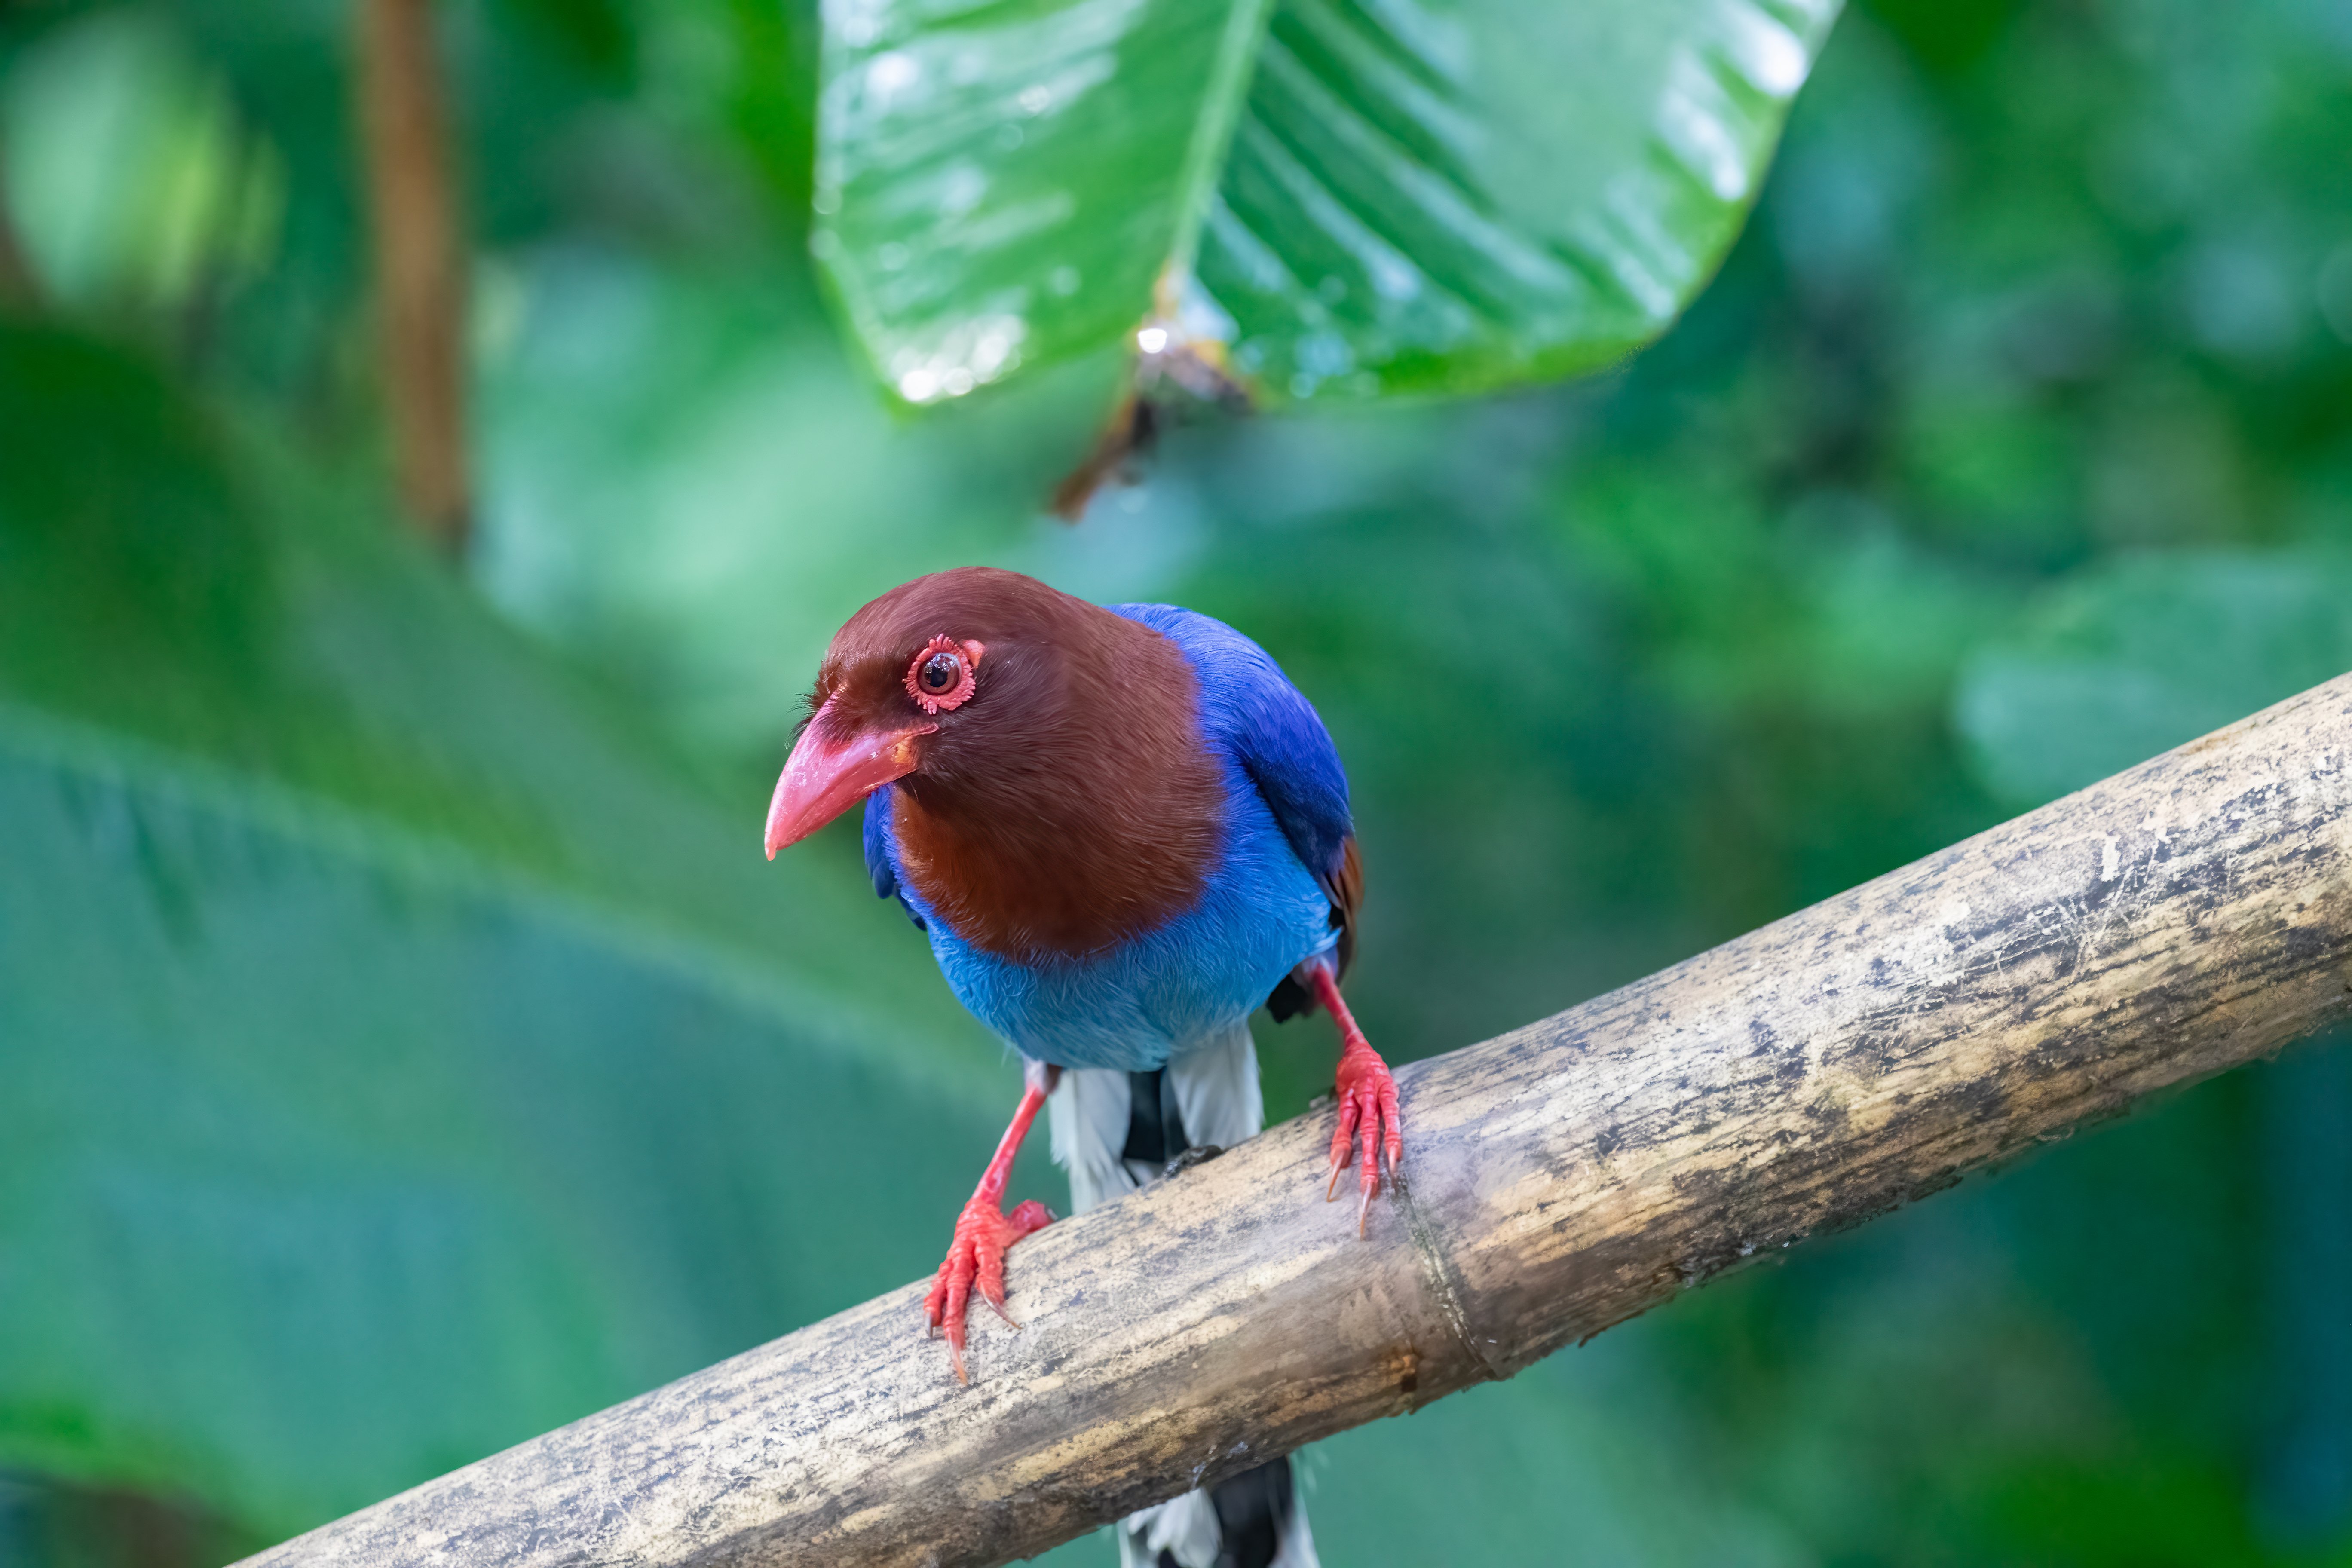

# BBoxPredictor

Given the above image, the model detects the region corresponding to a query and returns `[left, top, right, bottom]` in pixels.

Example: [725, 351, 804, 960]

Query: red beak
[764, 701, 934, 858]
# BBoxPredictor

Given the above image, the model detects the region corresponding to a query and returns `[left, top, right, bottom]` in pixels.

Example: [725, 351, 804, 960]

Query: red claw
[1310, 964, 1403, 1235]
[925, 1195, 1054, 1384]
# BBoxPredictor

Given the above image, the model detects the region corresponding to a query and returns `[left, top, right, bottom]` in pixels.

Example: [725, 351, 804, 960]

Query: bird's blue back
[864, 603, 1350, 1071]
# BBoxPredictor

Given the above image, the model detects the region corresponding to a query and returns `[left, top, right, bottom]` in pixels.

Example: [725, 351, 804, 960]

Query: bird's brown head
[763, 566, 1224, 956]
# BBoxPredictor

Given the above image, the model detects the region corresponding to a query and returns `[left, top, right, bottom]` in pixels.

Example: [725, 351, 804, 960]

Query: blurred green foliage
[3, 0, 2351, 1565]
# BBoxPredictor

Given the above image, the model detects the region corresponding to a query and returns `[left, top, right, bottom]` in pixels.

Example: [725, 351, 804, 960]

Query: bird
[763, 566, 1401, 1568]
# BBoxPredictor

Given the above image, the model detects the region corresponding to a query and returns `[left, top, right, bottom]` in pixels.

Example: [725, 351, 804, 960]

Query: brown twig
[355, 0, 469, 550]
[236, 675, 2352, 1568]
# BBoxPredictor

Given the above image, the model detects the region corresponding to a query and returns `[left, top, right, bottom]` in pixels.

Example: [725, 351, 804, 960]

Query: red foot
[1310, 965, 1403, 1235]
[925, 1194, 1053, 1384]
[923, 1067, 1056, 1385]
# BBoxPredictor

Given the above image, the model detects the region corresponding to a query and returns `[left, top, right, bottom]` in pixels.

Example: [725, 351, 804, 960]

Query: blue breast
[864, 605, 1346, 1071]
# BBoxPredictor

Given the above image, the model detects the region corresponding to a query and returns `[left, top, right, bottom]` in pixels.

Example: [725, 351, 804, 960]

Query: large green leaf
[814, 0, 1840, 407]
[0, 322, 1045, 1541]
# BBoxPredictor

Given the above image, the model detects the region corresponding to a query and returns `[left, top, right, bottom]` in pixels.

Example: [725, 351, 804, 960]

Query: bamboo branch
[238, 676, 2352, 1568]
[355, 0, 469, 550]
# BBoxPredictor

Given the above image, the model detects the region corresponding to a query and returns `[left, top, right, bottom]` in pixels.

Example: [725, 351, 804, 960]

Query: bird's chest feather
[876, 762, 1335, 1070]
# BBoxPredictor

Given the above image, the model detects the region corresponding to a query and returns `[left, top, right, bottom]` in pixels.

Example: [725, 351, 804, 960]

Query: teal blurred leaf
[1954, 551, 2352, 808]
[814, 0, 1841, 408]
[0, 322, 1029, 1540]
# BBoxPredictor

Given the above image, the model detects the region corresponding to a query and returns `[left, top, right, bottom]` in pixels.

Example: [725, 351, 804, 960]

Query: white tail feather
[1167, 1020, 1264, 1152]
[1046, 1021, 1318, 1568]
[1117, 1491, 1222, 1568]
[1049, 1064, 1140, 1213]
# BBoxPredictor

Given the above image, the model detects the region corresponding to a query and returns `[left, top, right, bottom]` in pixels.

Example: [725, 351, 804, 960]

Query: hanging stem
[355, 0, 469, 551]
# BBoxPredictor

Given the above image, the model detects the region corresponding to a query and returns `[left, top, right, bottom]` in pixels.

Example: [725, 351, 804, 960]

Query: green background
[3, 0, 2351, 1564]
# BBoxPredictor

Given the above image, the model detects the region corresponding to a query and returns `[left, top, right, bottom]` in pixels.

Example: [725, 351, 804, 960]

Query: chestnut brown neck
[884, 594, 1224, 960]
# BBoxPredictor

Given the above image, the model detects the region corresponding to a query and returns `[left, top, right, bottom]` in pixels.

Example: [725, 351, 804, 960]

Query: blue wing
[1108, 603, 1353, 885]
[863, 787, 925, 930]
[1110, 604, 1357, 1017]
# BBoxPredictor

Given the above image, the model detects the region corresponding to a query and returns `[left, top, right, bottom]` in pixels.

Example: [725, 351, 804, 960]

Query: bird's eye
[904, 634, 983, 714]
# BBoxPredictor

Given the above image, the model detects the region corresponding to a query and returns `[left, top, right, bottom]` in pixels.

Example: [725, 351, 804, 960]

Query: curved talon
[925, 1192, 1054, 1385]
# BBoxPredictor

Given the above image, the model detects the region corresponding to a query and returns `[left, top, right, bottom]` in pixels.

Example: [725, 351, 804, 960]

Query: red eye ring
[905, 635, 983, 714]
